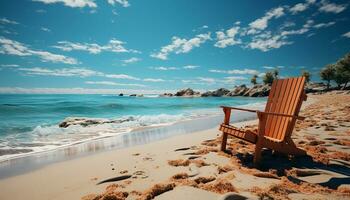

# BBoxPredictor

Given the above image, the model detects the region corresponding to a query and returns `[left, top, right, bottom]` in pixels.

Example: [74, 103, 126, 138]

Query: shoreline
[0, 99, 267, 165]
[0, 109, 258, 179]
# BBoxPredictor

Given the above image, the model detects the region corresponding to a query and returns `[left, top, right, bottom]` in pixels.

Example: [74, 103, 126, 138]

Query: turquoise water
[0, 94, 266, 160]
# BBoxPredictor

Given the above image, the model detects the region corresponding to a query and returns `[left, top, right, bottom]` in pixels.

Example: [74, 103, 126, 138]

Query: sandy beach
[0, 92, 349, 200]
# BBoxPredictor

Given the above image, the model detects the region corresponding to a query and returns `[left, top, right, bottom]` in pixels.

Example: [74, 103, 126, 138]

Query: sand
[0, 92, 349, 200]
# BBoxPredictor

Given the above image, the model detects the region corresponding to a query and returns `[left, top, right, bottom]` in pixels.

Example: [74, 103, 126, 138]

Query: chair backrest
[264, 77, 306, 141]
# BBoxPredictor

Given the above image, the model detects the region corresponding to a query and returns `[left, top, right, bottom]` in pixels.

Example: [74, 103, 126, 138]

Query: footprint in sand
[132, 170, 149, 179]
[174, 147, 191, 152]
[97, 175, 132, 185]
[188, 163, 200, 177]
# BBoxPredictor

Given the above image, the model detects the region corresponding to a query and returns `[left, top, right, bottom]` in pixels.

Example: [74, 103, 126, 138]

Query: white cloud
[151, 66, 178, 71]
[0, 37, 79, 64]
[150, 32, 211, 60]
[17, 67, 102, 77]
[313, 21, 335, 29]
[0, 18, 19, 25]
[289, 0, 316, 15]
[249, 7, 284, 31]
[263, 65, 285, 70]
[85, 81, 145, 87]
[143, 78, 165, 82]
[53, 39, 140, 54]
[214, 26, 241, 48]
[41, 27, 51, 32]
[32, 0, 97, 8]
[319, 1, 347, 13]
[183, 65, 199, 69]
[209, 68, 259, 75]
[105, 74, 140, 80]
[107, 0, 130, 7]
[0, 64, 19, 68]
[290, 3, 308, 14]
[222, 76, 247, 84]
[248, 34, 292, 52]
[0, 87, 174, 94]
[343, 31, 350, 38]
[197, 77, 216, 84]
[122, 57, 140, 65]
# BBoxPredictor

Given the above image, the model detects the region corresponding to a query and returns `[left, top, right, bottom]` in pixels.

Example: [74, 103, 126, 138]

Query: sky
[0, 0, 349, 94]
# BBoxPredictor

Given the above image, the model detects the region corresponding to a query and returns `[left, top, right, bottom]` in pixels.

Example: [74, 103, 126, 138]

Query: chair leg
[221, 132, 228, 151]
[253, 143, 262, 167]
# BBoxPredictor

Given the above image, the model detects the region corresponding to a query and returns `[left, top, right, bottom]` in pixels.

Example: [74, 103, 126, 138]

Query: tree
[301, 70, 311, 83]
[320, 64, 335, 90]
[273, 69, 279, 79]
[251, 74, 258, 85]
[335, 53, 350, 89]
[263, 72, 275, 85]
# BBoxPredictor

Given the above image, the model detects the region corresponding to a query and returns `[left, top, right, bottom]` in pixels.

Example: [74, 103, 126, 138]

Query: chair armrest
[257, 111, 305, 120]
[220, 106, 259, 113]
[220, 106, 305, 120]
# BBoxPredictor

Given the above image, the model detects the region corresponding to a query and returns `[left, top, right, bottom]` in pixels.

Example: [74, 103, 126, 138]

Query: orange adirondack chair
[219, 77, 307, 166]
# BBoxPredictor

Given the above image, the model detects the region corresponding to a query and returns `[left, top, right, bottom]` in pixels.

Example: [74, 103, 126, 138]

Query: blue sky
[0, 0, 349, 94]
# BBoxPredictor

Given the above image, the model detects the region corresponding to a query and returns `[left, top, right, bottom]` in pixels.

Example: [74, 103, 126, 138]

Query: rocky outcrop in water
[201, 88, 230, 97]
[175, 88, 200, 97]
[59, 117, 134, 128]
[159, 82, 347, 98]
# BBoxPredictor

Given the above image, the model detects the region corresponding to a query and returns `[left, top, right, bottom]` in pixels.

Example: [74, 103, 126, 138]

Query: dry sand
[0, 92, 349, 200]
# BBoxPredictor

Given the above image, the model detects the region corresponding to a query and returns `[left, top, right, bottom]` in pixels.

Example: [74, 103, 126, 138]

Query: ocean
[0, 94, 266, 161]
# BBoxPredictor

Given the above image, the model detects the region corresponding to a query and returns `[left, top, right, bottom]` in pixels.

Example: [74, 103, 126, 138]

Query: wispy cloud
[209, 68, 259, 75]
[0, 37, 79, 64]
[105, 74, 140, 80]
[151, 66, 178, 71]
[319, 0, 347, 14]
[107, 0, 130, 7]
[122, 57, 140, 65]
[32, 0, 97, 8]
[0, 87, 173, 94]
[85, 81, 145, 87]
[150, 32, 211, 60]
[343, 31, 350, 38]
[248, 7, 284, 32]
[313, 21, 335, 29]
[41, 27, 51, 32]
[0, 64, 19, 68]
[0, 18, 19, 25]
[289, 0, 316, 14]
[53, 39, 140, 54]
[143, 78, 165, 82]
[17, 67, 102, 77]
[183, 65, 199, 69]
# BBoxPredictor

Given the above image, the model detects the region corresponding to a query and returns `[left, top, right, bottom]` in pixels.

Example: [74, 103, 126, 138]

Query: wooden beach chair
[219, 77, 307, 166]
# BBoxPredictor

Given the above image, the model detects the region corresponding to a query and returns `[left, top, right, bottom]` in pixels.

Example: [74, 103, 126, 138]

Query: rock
[201, 91, 213, 97]
[175, 88, 200, 97]
[137, 94, 144, 97]
[305, 82, 327, 93]
[59, 117, 134, 128]
[201, 88, 230, 97]
[243, 84, 271, 97]
[129, 94, 137, 97]
[227, 85, 249, 96]
[160, 93, 173, 97]
[119, 93, 123, 96]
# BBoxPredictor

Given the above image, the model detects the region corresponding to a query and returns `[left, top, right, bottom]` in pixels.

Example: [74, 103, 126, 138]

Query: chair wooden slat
[276, 78, 297, 140]
[270, 78, 289, 140]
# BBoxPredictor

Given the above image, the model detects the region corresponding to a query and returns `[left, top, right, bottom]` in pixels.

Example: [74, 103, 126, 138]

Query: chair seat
[219, 123, 257, 143]
[219, 124, 284, 144]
